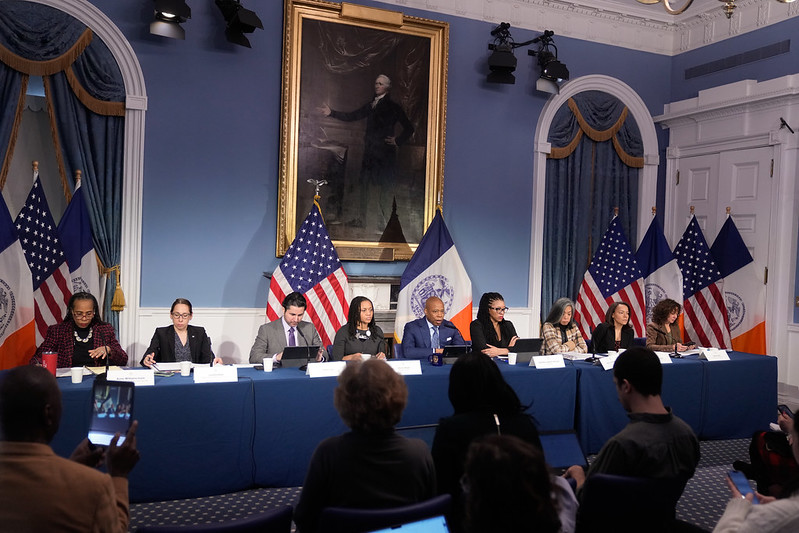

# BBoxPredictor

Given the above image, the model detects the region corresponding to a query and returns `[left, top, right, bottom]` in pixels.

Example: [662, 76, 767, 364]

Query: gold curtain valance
[548, 97, 644, 168]
[0, 28, 92, 76]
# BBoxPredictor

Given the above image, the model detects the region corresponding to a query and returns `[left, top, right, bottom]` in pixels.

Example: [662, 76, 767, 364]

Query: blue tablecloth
[249, 362, 578, 487]
[574, 352, 777, 454]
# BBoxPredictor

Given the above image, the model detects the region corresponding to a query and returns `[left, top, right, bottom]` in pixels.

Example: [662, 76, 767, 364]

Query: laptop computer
[367, 515, 450, 532]
[509, 338, 543, 364]
[280, 345, 320, 368]
[441, 344, 471, 364]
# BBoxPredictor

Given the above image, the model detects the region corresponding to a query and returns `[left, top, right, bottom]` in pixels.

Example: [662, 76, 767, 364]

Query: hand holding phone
[778, 404, 794, 419]
[728, 470, 759, 504]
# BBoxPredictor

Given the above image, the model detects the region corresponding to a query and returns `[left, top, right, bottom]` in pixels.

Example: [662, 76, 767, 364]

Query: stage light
[528, 30, 569, 94]
[150, 0, 191, 40]
[215, 0, 263, 48]
[487, 22, 517, 84]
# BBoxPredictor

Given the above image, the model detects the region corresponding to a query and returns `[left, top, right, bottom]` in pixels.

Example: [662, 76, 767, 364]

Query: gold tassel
[102, 264, 126, 312]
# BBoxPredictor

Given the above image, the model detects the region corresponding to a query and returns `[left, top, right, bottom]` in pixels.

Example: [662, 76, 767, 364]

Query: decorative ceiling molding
[380, 0, 799, 55]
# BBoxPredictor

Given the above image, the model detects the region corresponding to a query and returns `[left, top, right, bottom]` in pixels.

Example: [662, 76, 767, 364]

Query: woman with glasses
[541, 297, 587, 355]
[140, 298, 221, 367]
[469, 292, 518, 357]
[31, 291, 127, 368]
[331, 296, 387, 361]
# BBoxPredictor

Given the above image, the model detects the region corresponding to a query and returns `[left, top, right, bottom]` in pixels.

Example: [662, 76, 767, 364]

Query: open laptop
[509, 338, 543, 364]
[441, 345, 471, 364]
[367, 515, 450, 532]
[280, 345, 320, 368]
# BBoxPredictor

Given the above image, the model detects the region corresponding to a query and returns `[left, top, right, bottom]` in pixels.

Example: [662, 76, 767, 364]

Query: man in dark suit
[248, 292, 324, 364]
[319, 74, 415, 230]
[401, 296, 466, 360]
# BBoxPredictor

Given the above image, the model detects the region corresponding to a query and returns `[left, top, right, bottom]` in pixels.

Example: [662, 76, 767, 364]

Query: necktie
[432, 326, 440, 349]
[289, 327, 296, 347]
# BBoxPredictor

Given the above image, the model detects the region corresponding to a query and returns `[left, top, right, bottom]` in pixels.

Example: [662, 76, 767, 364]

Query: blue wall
[86, 1, 797, 311]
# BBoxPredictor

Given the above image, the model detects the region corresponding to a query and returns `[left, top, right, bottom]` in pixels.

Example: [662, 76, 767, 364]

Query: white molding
[528, 75, 658, 336]
[28, 0, 146, 352]
[378, 0, 799, 56]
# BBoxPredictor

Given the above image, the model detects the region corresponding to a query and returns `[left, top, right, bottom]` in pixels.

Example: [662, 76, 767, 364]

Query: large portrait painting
[277, 0, 449, 260]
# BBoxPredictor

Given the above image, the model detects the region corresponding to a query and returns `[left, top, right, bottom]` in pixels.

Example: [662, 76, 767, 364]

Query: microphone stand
[670, 343, 682, 359]
[96, 327, 109, 383]
[585, 327, 600, 364]
[296, 327, 312, 371]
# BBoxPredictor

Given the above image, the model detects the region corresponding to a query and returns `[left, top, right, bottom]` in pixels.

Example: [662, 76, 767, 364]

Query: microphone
[96, 326, 109, 383]
[585, 326, 599, 364]
[296, 326, 313, 371]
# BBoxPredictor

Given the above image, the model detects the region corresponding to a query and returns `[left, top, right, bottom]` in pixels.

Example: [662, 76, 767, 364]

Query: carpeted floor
[129, 438, 753, 532]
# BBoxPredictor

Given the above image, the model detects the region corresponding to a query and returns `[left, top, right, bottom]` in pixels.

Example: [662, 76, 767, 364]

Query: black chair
[137, 505, 292, 533]
[577, 474, 686, 533]
[317, 494, 451, 533]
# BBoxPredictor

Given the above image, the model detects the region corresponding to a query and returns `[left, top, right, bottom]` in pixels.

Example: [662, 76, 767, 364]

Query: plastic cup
[42, 352, 57, 375]
[70, 367, 83, 383]
[508, 352, 517, 365]
[180, 361, 192, 376]
[263, 357, 273, 372]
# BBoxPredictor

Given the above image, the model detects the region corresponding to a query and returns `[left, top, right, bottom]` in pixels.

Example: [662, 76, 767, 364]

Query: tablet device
[512, 338, 543, 353]
[442, 345, 471, 365]
[281, 345, 320, 368]
[88, 380, 134, 446]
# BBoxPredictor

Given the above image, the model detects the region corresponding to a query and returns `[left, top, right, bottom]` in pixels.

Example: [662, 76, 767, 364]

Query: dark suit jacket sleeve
[469, 320, 488, 352]
[96, 323, 127, 366]
[591, 323, 613, 353]
[621, 326, 635, 349]
[249, 323, 272, 364]
[402, 319, 431, 360]
[141, 327, 167, 366]
[190, 325, 214, 364]
[441, 320, 466, 346]
[331, 326, 348, 361]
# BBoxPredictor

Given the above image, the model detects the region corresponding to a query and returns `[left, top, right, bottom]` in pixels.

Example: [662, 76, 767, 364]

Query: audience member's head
[448, 353, 524, 415]
[463, 434, 561, 533]
[0, 365, 61, 443]
[334, 359, 407, 432]
[545, 297, 576, 327]
[613, 346, 663, 397]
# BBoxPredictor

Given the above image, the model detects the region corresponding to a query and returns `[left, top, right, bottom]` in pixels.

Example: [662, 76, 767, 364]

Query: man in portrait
[319, 74, 415, 233]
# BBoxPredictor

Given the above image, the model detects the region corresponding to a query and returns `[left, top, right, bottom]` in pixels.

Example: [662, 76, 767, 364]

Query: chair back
[318, 494, 451, 533]
[136, 505, 292, 533]
[577, 474, 686, 533]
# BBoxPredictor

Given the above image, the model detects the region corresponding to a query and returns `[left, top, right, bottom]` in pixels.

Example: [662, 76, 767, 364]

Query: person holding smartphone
[714, 415, 799, 532]
[646, 298, 695, 352]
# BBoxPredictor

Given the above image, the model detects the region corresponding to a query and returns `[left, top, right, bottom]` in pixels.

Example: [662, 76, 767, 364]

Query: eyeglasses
[171, 313, 191, 319]
[490, 306, 509, 313]
[72, 311, 95, 318]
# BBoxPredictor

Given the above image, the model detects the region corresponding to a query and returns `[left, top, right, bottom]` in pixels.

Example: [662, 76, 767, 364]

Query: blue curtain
[0, 0, 125, 332]
[0, 62, 24, 187]
[541, 91, 642, 321]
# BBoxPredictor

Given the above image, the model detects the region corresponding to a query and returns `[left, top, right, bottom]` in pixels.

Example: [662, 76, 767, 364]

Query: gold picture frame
[277, 0, 449, 260]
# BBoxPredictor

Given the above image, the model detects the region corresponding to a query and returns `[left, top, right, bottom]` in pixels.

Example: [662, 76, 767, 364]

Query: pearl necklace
[74, 328, 93, 343]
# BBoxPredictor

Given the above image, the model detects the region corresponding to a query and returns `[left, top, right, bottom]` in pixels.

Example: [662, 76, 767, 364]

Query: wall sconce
[215, 0, 263, 48]
[150, 0, 191, 40]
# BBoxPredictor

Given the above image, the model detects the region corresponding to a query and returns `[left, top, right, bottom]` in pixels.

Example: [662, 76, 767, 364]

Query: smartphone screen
[728, 470, 758, 504]
[778, 404, 794, 419]
[88, 380, 134, 446]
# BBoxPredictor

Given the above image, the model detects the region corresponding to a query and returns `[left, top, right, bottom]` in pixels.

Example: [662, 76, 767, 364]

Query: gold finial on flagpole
[31, 160, 39, 184]
[689, 205, 695, 215]
[651, 206, 656, 216]
[74, 169, 82, 185]
[307, 178, 328, 201]
[613, 206, 619, 217]
[725, 206, 731, 215]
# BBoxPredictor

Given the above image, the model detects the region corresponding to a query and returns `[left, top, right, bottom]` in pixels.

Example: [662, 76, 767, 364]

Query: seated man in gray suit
[248, 292, 324, 364]
[401, 296, 466, 360]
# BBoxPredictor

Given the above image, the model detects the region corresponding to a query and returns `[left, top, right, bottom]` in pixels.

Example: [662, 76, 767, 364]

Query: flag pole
[307, 178, 328, 219]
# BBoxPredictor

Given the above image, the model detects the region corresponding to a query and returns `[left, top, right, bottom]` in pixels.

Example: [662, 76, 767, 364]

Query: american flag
[266, 202, 348, 347]
[674, 215, 731, 349]
[574, 216, 645, 339]
[14, 176, 72, 343]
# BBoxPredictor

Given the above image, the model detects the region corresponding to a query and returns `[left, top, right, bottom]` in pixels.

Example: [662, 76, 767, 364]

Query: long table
[47, 352, 775, 502]
[575, 351, 777, 454]
[51, 363, 577, 502]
